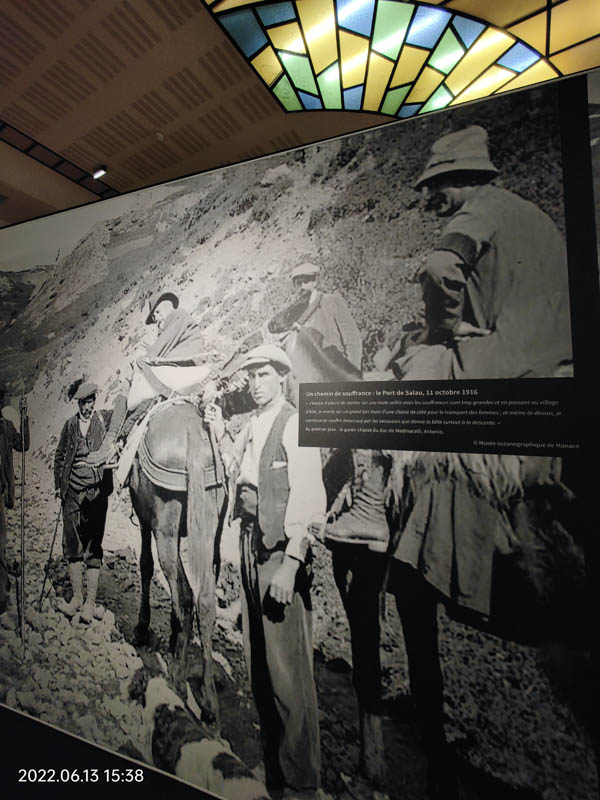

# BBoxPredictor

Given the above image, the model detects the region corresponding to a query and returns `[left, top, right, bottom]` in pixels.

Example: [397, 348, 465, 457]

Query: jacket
[0, 415, 30, 509]
[54, 410, 112, 499]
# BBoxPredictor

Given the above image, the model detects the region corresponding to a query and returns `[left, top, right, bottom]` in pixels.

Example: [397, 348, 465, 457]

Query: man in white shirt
[206, 345, 326, 800]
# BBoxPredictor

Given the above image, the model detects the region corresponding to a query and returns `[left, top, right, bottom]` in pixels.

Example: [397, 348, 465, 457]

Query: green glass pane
[381, 84, 410, 115]
[419, 84, 453, 113]
[372, 1, 414, 60]
[280, 52, 318, 94]
[273, 74, 302, 110]
[318, 62, 342, 109]
[428, 29, 464, 75]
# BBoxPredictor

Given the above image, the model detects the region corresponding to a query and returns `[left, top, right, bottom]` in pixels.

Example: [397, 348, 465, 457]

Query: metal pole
[19, 387, 26, 655]
[38, 503, 62, 613]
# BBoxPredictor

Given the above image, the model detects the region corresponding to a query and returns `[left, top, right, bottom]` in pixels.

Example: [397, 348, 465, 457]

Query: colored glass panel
[390, 44, 428, 87]
[220, 9, 267, 57]
[381, 84, 410, 115]
[318, 62, 343, 108]
[445, 0, 545, 27]
[452, 16, 485, 48]
[213, 0, 262, 11]
[339, 30, 369, 87]
[372, 1, 413, 60]
[297, 0, 338, 74]
[343, 85, 363, 109]
[273, 74, 302, 109]
[406, 6, 451, 49]
[508, 14, 548, 54]
[336, 0, 376, 37]
[252, 46, 283, 85]
[298, 90, 323, 108]
[549, 0, 600, 54]
[420, 84, 453, 113]
[268, 22, 305, 53]
[445, 28, 513, 95]
[281, 52, 318, 93]
[429, 29, 464, 74]
[257, 2, 296, 26]
[451, 65, 514, 103]
[497, 43, 540, 72]
[398, 104, 420, 117]
[363, 51, 394, 111]
[406, 65, 444, 102]
[495, 59, 558, 93]
[550, 37, 600, 74]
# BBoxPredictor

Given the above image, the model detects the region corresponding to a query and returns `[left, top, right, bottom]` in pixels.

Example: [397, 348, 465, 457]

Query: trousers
[0, 495, 9, 613]
[62, 487, 108, 568]
[240, 517, 321, 795]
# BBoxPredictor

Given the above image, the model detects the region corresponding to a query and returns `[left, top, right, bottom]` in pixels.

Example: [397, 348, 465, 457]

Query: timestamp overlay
[299, 379, 579, 456]
[16, 768, 145, 784]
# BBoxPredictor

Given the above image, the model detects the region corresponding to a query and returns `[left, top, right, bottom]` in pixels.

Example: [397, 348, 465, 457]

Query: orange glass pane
[268, 22, 305, 54]
[508, 13, 548, 54]
[406, 65, 445, 103]
[339, 30, 370, 88]
[450, 65, 514, 104]
[212, 0, 257, 12]
[363, 52, 395, 111]
[445, 0, 545, 28]
[252, 46, 283, 86]
[390, 45, 428, 87]
[550, 37, 600, 74]
[549, 0, 600, 54]
[296, 0, 337, 74]
[495, 59, 558, 92]
[445, 28, 514, 95]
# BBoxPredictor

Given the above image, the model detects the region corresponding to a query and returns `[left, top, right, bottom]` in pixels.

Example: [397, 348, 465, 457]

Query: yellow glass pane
[445, 0, 545, 27]
[252, 46, 283, 86]
[549, 0, 600, 53]
[508, 13, 548, 54]
[296, 0, 337, 74]
[268, 22, 305, 54]
[445, 28, 514, 95]
[450, 65, 513, 104]
[550, 37, 600, 74]
[406, 66, 445, 103]
[363, 52, 395, 111]
[390, 45, 428, 87]
[212, 0, 257, 11]
[339, 30, 369, 88]
[495, 59, 558, 92]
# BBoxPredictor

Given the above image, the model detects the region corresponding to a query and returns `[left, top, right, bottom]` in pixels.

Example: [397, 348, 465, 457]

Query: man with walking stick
[0, 384, 30, 626]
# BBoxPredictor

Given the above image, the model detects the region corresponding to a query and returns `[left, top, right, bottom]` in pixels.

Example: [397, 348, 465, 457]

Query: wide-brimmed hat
[240, 344, 292, 375]
[415, 126, 498, 189]
[291, 262, 320, 281]
[144, 291, 179, 325]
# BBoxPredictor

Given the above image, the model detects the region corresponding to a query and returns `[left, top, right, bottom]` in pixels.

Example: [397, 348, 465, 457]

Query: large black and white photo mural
[0, 79, 596, 800]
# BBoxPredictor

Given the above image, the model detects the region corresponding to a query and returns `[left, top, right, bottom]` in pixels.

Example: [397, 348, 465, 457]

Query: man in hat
[0, 385, 29, 619]
[397, 124, 572, 379]
[205, 345, 326, 800]
[53, 379, 114, 623]
[269, 262, 363, 372]
[143, 290, 207, 364]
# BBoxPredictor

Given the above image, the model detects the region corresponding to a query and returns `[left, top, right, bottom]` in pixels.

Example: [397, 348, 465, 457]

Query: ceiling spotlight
[92, 166, 107, 179]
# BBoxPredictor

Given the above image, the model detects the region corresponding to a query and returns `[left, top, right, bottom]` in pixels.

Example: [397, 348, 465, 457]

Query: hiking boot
[56, 562, 84, 618]
[80, 567, 103, 624]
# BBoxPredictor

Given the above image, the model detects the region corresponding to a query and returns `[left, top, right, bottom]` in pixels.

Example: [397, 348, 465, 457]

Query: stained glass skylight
[205, 0, 600, 117]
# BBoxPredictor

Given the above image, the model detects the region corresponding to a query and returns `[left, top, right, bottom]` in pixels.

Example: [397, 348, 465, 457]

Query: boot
[86, 394, 127, 467]
[57, 562, 84, 617]
[80, 567, 104, 623]
[359, 708, 387, 787]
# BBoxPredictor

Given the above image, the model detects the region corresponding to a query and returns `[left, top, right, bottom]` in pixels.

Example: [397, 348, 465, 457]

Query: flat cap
[291, 262, 320, 280]
[72, 381, 98, 401]
[145, 290, 179, 325]
[415, 125, 498, 189]
[240, 344, 293, 374]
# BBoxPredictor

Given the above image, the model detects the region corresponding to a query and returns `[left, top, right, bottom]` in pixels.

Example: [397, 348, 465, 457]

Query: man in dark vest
[0, 384, 29, 619]
[54, 379, 113, 624]
[206, 345, 326, 800]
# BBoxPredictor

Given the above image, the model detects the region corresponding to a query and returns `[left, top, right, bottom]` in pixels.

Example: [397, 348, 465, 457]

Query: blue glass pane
[257, 2, 296, 27]
[406, 7, 450, 48]
[452, 16, 485, 48]
[398, 103, 421, 118]
[221, 10, 267, 57]
[497, 42, 540, 72]
[336, 0, 376, 37]
[343, 85, 363, 109]
[298, 91, 323, 109]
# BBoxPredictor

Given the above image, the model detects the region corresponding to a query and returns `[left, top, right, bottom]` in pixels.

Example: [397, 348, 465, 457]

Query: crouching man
[205, 345, 326, 800]
[54, 379, 113, 623]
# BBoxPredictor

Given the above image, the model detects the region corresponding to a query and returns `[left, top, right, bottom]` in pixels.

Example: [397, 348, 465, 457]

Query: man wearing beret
[0, 384, 29, 619]
[206, 345, 326, 800]
[54, 379, 114, 623]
